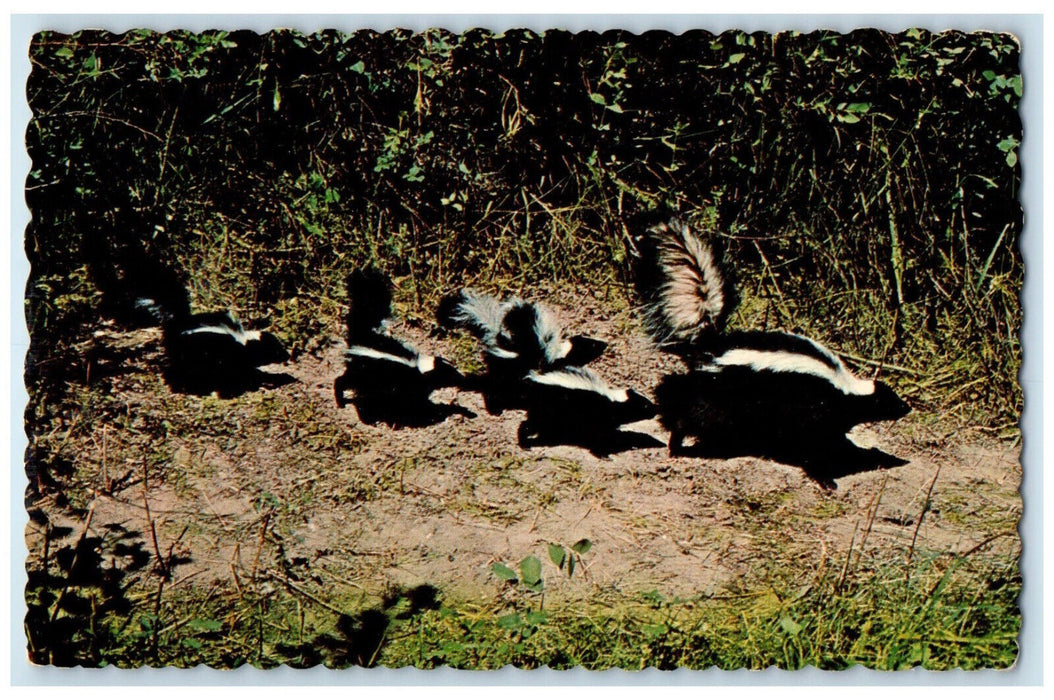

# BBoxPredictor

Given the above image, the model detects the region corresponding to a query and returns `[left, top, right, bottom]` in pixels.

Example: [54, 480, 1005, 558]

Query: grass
[26, 547, 1018, 670]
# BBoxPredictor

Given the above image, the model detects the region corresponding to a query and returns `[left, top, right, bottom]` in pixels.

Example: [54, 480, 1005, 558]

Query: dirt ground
[25, 293, 1023, 606]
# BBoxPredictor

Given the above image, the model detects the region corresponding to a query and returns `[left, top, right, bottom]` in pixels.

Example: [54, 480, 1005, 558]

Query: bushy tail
[345, 267, 393, 339]
[634, 217, 735, 347]
[436, 289, 514, 347]
[84, 230, 191, 328]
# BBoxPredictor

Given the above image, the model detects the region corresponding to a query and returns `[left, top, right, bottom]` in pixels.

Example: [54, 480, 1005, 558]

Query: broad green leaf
[491, 562, 518, 581]
[548, 543, 566, 569]
[571, 539, 593, 555]
[497, 612, 521, 630]
[780, 615, 803, 636]
[525, 610, 548, 626]
[520, 555, 542, 585]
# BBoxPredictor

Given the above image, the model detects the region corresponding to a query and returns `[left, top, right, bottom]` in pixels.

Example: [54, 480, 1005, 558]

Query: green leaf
[780, 615, 803, 636]
[349, 60, 366, 74]
[548, 543, 566, 569]
[55, 47, 74, 59]
[491, 562, 518, 581]
[525, 610, 548, 626]
[843, 102, 872, 113]
[190, 618, 222, 632]
[589, 92, 607, 106]
[524, 579, 544, 593]
[996, 136, 1019, 152]
[571, 539, 593, 555]
[182, 638, 203, 650]
[567, 555, 576, 578]
[497, 612, 521, 630]
[641, 623, 668, 639]
[727, 53, 746, 64]
[520, 555, 542, 585]
[1006, 151, 1018, 168]
[273, 85, 282, 111]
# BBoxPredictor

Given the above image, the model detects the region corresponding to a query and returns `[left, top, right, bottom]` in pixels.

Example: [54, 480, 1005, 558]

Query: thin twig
[906, 463, 944, 578]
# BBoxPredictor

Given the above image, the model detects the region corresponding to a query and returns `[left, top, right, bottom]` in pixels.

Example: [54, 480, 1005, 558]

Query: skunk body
[517, 366, 657, 453]
[163, 311, 289, 396]
[437, 288, 607, 412]
[335, 268, 464, 425]
[635, 218, 911, 460]
[656, 330, 910, 457]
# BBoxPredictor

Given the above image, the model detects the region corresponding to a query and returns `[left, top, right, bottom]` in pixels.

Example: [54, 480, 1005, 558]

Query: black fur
[517, 367, 659, 456]
[335, 268, 467, 426]
[163, 312, 290, 397]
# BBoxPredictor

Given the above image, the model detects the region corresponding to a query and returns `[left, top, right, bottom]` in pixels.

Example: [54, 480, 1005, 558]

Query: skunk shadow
[674, 433, 908, 488]
[517, 422, 665, 457]
[342, 394, 476, 429]
[164, 368, 296, 399]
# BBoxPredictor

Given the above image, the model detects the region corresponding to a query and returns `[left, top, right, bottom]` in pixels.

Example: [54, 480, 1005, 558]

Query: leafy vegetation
[25, 27, 1021, 425]
[23, 27, 1022, 669]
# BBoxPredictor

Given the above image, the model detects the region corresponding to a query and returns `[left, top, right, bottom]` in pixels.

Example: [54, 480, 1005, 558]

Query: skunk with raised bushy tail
[437, 288, 607, 412]
[334, 268, 466, 426]
[635, 217, 910, 465]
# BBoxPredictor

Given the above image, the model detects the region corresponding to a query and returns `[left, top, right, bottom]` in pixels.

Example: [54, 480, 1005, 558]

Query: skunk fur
[163, 311, 289, 396]
[437, 288, 607, 412]
[636, 217, 911, 463]
[334, 268, 465, 425]
[656, 330, 910, 457]
[84, 232, 191, 328]
[517, 366, 657, 455]
[633, 218, 736, 355]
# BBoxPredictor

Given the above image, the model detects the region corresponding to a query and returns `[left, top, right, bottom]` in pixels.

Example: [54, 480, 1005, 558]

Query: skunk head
[346, 267, 393, 337]
[425, 356, 464, 387]
[634, 218, 736, 348]
[562, 335, 608, 367]
[245, 331, 290, 367]
[860, 381, 911, 423]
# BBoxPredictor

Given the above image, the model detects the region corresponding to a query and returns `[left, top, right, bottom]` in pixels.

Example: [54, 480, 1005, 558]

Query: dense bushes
[25, 27, 1022, 424]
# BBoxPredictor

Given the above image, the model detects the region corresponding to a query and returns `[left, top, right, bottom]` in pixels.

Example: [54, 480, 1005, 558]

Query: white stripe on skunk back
[182, 323, 262, 345]
[526, 366, 630, 402]
[345, 345, 437, 374]
[640, 219, 731, 345]
[710, 335, 876, 396]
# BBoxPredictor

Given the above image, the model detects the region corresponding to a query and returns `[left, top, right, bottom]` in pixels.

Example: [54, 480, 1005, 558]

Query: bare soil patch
[26, 294, 1022, 607]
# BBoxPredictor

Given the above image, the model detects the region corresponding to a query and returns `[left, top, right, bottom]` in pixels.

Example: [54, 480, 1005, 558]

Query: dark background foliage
[25, 27, 1021, 430]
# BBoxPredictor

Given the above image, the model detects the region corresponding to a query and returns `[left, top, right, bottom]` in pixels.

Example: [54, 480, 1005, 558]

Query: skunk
[517, 366, 657, 455]
[656, 330, 910, 457]
[334, 268, 465, 426]
[436, 288, 607, 412]
[163, 311, 289, 396]
[635, 217, 911, 462]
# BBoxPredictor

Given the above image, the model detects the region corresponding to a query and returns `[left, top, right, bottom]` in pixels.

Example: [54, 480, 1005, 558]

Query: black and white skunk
[516, 366, 658, 455]
[334, 268, 466, 426]
[163, 311, 290, 396]
[436, 288, 607, 412]
[635, 217, 911, 464]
